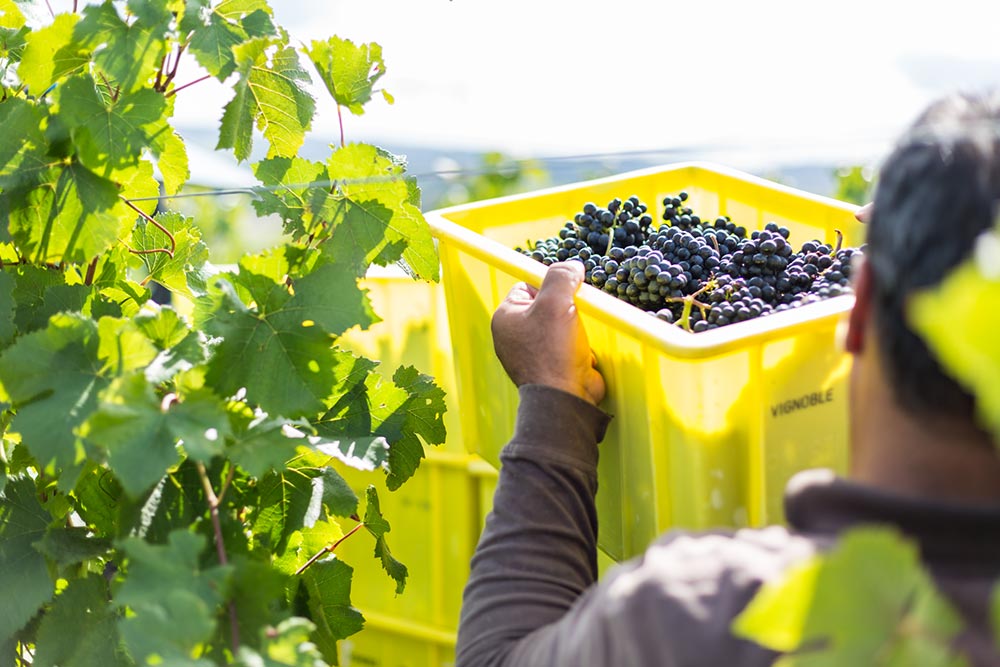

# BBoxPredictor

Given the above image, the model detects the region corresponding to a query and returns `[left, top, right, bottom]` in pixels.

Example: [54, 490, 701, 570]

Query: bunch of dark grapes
[516, 193, 863, 333]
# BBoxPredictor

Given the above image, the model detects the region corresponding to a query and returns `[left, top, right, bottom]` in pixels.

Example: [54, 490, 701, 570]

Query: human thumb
[531, 261, 584, 315]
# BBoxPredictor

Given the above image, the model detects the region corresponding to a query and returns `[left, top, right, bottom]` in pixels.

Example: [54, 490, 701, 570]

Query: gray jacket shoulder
[528, 526, 818, 667]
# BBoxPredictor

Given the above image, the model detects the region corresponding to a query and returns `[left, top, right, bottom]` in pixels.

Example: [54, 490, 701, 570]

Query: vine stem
[164, 42, 187, 87]
[98, 72, 117, 101]
[84, 256, 99, 286]
[44, 0, 54, 17]
[73, 0, 78, 12]
[336, 104, 345, 148]
[196, 462, 241, 655]
[120, 197, 176, 258]
[295, 522, 365, 576]
[166, 75, 211, 98]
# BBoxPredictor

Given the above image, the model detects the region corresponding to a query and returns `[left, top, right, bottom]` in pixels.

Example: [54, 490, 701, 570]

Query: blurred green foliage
[433, 152, 549, 207]
[834, 165, 875, 205]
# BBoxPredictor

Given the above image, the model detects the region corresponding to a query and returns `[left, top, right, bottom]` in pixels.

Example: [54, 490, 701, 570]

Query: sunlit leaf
[306, 36, 388, 116]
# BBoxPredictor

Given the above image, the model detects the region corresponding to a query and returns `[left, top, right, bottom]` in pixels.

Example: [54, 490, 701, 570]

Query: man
[456, 93, 1000, 666]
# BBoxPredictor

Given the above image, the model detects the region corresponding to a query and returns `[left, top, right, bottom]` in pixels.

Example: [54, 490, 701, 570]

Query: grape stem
[336, 104, 345, 148]
[196, 462, 241, 655]
[295, 521, 366, 576]
[832, 229, 843, 255]
[121, 197, 176, 258]
[661, 280, 714, 332]
[166, 75, 211, 98]
[98, 72, 120, 102]
[83, 256, 99, 286]
[706, 233, 720, 255]
[154, 54, 168, 90]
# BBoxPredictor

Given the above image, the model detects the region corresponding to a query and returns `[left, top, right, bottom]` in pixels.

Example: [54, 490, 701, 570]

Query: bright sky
[161, 0, 1000, 164]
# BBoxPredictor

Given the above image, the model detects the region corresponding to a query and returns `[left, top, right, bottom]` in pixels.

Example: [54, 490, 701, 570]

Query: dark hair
[867, 92, 1000, 420]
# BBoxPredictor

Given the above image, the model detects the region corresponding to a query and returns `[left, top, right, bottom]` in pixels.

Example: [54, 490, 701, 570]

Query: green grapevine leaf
[96, 315, 160, 375]
[182, 0, 248, 81]
[153, 123, 191, 195]
[250, 456, 357, 554]
[145, 330, 214, 385]
[290, 261, 378, 336]
[217, 38, 316, 162]
[33, 525, 112, 567]
[734, 528, 965, 666]
[132, 212, 210, 299]
[302, 557, 364, 656]
[7, 160, 127, 265]
[252, 156, 331, 237]
[910, 232, 1000, 440]
[11, 265, 68, 333]
[325, 143, 439, 281]
[72, 461, 123, 536]
[134, 304, 191, 350]
[17, 13, 89, 94]
[199, 264, 373, 417]
[227, 556, 291, 650]
[272, 516, 341, 577]
[89, 247, 152, 319]
[126, 0, 174, 29]
[0, 0, 26, 29]
[57, 74, 167, 172]
[381, 365, 446, 490]
[173, 395, 234, 462]
[215, 0, 273, 20]
[313, 465, 358, 518]
[251, 465, 319, 554]
[362, 485, 406, 594]
[32, 576, 130, 667]
[240, 8, 276, 38]
[235, 617, 325, 667]
[204, 270, 334, 417]
[0, 25, 29, 82]
[115, 460, 208, 545]
[117, 530, 231, 666]
[115, 157, 163, 215]
[317, 364, 445, 490]
[0, 97, 52, 191]
[16, 281, 88, 336]
[75, 0, 170, 93]
[0, 270, 16, 348]
[305, 36, 388, 116]
[0, 314, 106, 488]
[83, 374, 232, 496]
[0, 476, 54, 645]
[229, 412, 311, 479]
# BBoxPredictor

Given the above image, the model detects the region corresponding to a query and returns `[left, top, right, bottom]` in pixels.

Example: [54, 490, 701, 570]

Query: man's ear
[846, 257, 873, 354]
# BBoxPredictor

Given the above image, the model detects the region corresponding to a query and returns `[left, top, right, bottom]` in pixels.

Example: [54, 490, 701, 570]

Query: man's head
[849, 92, 1000, 429]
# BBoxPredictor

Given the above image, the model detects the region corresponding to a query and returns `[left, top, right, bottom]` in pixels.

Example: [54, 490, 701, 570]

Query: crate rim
[425, 161, 860, 359]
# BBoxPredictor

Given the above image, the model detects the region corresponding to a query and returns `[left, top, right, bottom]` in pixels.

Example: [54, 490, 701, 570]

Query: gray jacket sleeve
[456, 385, 800, 667]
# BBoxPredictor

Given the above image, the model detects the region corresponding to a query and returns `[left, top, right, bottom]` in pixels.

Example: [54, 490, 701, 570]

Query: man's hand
[491, 262, 606, 406]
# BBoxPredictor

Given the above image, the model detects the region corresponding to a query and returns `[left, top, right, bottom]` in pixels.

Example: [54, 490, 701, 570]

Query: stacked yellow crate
[336, 268, 497, 667]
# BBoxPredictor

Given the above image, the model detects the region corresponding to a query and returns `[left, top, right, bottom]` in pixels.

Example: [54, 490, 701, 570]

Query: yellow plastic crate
[333, 453, 498, 667]
[426, 162, 864, 561]
[339, 618, 455, 666]
[332, 451, 495, 634]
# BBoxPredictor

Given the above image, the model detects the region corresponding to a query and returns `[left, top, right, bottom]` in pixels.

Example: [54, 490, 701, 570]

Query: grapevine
[0, 1, 445, 665]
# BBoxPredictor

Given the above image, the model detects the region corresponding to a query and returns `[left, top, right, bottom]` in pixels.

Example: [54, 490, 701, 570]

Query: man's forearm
[456, 385, 611, 666]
